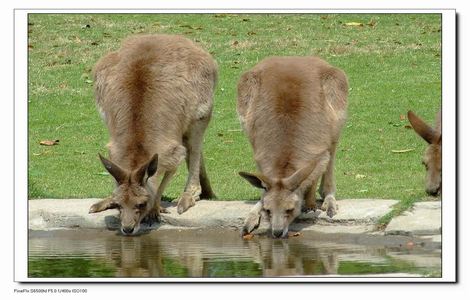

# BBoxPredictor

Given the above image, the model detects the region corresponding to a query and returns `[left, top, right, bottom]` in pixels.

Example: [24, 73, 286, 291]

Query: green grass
[28, 257, 115, 277]
[28, 14, 441, 219]
[337, 257, 440, 277]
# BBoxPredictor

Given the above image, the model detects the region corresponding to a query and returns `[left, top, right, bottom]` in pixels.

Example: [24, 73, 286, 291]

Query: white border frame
[14, 9, 456, 282]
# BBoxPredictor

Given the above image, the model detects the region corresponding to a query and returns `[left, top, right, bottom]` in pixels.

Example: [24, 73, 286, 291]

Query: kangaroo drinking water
[407, 109, 442, 196]
[89, 34, 217, 235]
[237, 56, 348, 238]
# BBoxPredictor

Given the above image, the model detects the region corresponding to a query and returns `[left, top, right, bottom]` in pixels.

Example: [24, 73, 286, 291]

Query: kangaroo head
[408, 110, 442, 196]
[89, 153, 159, 235]
[239, 153, 329, 238]
[422, 142, 442, 196]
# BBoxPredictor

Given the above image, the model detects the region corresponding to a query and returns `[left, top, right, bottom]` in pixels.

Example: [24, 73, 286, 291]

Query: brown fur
[89, 34, 217, 235]
[408, 109, 442, 196]
[237, 56, 348, 238]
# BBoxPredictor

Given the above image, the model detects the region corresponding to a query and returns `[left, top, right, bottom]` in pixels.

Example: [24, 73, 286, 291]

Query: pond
[28, 229, 441, 279]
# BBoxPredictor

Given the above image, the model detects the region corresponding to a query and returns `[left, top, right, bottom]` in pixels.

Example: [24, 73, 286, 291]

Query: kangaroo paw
[241, 213, 261, 236]
[143, 208, 161, 224]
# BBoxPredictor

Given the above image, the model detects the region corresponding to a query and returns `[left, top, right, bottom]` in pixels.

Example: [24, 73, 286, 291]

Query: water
[28, 229, 441, 278]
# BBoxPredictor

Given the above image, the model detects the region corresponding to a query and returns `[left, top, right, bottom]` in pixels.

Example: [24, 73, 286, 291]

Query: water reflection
[28, 229, 441, 278]
[245, 237, 339, 276]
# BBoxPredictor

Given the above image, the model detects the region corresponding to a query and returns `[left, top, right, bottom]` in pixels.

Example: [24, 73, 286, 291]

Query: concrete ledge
[29, 198, 398, 232]
[29, 199, 116, 230]
[384, 201, 441, 236]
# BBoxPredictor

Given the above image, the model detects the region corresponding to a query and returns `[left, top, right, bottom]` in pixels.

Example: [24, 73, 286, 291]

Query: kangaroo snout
[121, 226, 135, 235]
[426, 185, 441, 196]
[272, 228, 287, 239]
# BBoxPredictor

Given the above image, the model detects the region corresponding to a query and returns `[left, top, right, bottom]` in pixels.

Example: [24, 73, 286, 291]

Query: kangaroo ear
[282, 151, 330, 191]
[132, 153, 159, 185]
[99, 154, 128, 185]
[239, 172, 272, 190]
[408, 111, 438, 144]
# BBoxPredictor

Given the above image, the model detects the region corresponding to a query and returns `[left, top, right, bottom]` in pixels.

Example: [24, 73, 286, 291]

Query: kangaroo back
[237, 56, 348, 178]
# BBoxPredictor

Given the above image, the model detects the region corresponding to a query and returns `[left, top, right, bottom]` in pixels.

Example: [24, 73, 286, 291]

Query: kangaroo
[407, 109, 442, 196]
[89, 34, 217, 235]
[237, 56, 348, 238]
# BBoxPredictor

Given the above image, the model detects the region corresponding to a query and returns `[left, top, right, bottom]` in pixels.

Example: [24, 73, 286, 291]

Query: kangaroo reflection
[29, 230, 442, 278]
[105, 232, 210, 277]
[246, 237, 338, 276]
[102, 230, 342, 277]
[106, 235, 165, 277]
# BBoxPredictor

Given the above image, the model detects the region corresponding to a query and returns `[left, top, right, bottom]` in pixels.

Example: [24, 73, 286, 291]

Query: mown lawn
[27, 13, 441, 220]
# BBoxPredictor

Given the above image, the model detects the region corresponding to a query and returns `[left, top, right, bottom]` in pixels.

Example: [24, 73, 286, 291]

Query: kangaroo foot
[320, 195, 338, 218]
[188, 184, 202, 202]
[177, 191, 196, 214]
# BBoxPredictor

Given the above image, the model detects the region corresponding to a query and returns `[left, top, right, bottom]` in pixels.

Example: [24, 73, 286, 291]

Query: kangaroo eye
[264, 209, 271, 215]
[136, 203, 147, 210]
[421, 161, 429, 170]
[286, 209, 294, 214]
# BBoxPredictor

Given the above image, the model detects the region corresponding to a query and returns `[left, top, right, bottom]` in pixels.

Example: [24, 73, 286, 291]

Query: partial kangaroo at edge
[408, 109, 442, 196]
